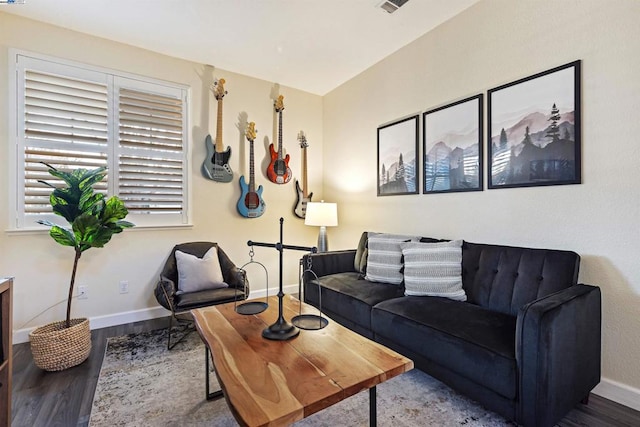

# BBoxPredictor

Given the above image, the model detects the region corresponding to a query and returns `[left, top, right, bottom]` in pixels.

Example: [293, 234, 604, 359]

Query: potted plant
[29, 163, 134, 371]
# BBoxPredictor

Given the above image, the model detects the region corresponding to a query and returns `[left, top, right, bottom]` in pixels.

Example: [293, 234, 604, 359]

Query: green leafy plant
[37, 163, 134, 328]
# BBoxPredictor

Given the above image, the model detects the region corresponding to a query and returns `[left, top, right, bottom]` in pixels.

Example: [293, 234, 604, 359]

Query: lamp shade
[304, 202, 338, 227]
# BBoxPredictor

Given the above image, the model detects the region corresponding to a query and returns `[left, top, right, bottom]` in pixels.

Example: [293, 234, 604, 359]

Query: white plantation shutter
[13, 52, 189, 229]
[116, 84, 186, 222]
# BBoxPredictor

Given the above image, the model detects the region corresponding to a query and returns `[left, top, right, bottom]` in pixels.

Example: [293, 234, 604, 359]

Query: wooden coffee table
[192, 294, 413, 427]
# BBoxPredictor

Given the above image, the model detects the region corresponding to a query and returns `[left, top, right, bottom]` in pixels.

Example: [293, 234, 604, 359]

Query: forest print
[489, 61, 581, 188]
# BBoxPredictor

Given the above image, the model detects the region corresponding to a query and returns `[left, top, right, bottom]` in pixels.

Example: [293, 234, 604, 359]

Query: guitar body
[237, 175, 266, 218]
[294, 180, 313, 218]
[267, 143, 292, 184]
[202, 135, 234, 182]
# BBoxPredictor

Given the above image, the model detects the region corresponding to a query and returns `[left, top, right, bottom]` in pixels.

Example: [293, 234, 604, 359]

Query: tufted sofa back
[462, 241, 580, 316]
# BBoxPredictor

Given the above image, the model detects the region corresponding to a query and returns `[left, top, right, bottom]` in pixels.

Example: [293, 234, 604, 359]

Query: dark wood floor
[11, 317, 640, 427]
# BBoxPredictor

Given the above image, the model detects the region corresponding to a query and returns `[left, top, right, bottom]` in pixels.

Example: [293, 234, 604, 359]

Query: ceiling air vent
[378, 0, 410, 14]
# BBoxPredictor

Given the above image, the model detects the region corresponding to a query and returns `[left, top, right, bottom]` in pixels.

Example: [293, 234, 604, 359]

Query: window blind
[13, 52, 189, 229]
[23, 70, 109, 215]
[117, 88, 184, 215]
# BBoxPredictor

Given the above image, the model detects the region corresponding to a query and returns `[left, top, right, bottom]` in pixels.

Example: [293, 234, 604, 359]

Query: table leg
[205, 346, 223, 401]
[370, 386, 377, 427]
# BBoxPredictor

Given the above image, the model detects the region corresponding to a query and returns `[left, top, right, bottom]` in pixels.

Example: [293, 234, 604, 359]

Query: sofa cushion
[401, 240, 466, 301]
[305, 272, 404, 331]
[365, 233, 419, 285]
[462, 242, 580, 316]
[372, 296, 517, 399]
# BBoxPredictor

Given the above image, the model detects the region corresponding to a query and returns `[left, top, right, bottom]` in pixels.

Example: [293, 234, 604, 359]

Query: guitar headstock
[274, 95, 285, 112]
[213, 78, 227, 100]
[297, 130, 308, 148]
[246, 122, 257, 142]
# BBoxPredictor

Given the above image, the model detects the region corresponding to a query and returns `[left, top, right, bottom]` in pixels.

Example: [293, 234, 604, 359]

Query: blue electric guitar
[202, 78, 233, 182]
[237, 122, 266, 218]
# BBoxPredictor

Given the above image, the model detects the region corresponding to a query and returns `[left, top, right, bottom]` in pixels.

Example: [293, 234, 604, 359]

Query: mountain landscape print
[423, 95, 483, 193]
[488, 61, 581, 188]
[378, 115, 419, 196]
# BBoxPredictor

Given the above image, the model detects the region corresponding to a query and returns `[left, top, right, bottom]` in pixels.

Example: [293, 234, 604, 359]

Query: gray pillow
[365, 233, 420, 285]
[401, 240, 467, 301]
[353, 232, 369, 274]
[175, 247, 228, 294]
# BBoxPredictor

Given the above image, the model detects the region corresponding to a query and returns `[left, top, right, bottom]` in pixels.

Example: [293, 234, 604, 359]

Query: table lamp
[304, 201, 338, 252]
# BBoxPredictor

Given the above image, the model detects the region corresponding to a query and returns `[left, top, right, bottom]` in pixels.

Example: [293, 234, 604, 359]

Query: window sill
[5, 223, 194, 235]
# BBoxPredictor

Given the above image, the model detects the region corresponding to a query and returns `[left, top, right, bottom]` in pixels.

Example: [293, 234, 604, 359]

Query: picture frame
[423, 94, 483, 194]
[488, 60, 581, 189]
[377, 115, 419, 196]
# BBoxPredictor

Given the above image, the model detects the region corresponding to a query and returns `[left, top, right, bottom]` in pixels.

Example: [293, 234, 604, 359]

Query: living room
[1, 0, 639, 426]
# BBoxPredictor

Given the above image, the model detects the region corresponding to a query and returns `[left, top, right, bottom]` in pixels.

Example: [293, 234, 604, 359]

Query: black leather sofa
[302, 232, 601, 427]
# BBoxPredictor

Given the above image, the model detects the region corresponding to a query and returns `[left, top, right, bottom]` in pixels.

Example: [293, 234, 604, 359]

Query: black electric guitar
[202, 78, 233, 182]
[294, 131, 313, 218]
[237, 122, 266, 218]
[266, 95, 292, 184]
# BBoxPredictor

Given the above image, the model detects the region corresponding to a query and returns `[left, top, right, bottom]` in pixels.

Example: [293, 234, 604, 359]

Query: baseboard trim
[592, 377, 640, 412]
[13, 306, 170, 344]
[13, 284, 299, 344]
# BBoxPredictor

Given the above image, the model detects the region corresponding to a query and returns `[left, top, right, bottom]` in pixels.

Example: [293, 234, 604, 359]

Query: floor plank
[11, 316, 640, 427]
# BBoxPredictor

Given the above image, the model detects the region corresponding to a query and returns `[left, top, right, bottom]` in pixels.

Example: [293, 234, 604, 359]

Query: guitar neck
[302, 146, 308, 197]
[215, 98, 224, 151]
[249, 139, 255, 193]
[278, 110, 283, 158]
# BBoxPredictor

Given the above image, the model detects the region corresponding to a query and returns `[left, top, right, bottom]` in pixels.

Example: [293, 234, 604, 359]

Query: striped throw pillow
[365, 233, 420, 285]
[401, 240, 467, 301]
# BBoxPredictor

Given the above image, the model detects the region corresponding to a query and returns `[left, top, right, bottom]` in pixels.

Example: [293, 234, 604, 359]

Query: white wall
[323, 0, 640, 405]
[0, 13, 323, 333]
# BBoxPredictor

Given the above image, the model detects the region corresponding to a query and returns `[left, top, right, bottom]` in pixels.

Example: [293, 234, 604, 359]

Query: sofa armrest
[516, 284, 601, 427]
[302, 250, 357, 280]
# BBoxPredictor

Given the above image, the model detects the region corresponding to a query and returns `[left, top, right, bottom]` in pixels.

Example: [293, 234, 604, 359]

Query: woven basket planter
[29, 318, 91, 371]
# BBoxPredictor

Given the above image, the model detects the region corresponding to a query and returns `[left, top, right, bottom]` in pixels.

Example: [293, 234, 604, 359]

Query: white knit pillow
[365, 233, 420, 285]
[401, 240, 467, 301]
[175, 247, 228, 294]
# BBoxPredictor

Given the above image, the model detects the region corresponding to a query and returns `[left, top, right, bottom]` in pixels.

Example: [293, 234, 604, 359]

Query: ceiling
[1, 0, 480, 95]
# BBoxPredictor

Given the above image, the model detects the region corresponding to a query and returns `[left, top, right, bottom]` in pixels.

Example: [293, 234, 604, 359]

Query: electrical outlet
[119, 280, 129, 294]
[78, 285, 88, 299]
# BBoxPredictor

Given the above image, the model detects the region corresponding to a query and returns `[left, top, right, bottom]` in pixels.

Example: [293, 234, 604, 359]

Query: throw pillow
[365, 233, 420, 285]
[175, 246, 228, 294]
[353, 231, 369, 274]
[401, 240, 467, 301]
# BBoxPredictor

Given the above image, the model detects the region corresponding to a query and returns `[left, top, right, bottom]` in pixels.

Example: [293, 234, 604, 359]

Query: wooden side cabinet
[0, 278, 13, 427]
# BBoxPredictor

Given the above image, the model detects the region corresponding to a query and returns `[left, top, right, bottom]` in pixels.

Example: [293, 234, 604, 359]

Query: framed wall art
[488, 60, 581, 189]
[423, 94, 483, 194]
[377, 115, 419, 196]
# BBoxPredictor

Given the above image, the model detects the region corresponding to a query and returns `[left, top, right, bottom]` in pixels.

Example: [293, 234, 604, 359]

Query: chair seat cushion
[372, 296, 517, 399]
[174, 287, 245, 311]
[306, 272, 405, 331]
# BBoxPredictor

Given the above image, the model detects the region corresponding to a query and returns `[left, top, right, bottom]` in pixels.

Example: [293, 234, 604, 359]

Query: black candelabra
[247, 217, 316, 340]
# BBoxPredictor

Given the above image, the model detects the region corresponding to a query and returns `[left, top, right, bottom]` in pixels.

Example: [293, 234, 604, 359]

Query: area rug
[89, 327, 515, 426]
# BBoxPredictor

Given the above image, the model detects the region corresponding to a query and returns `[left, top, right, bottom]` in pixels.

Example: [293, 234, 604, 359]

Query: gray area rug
[90, 327, 515, 426]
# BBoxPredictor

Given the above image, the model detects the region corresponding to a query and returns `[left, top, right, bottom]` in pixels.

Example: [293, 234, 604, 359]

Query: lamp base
[317, 226, 328, 252]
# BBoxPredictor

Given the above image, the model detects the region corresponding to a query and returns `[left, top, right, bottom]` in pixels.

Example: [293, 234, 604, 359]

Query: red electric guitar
[267, 95, 292, 184]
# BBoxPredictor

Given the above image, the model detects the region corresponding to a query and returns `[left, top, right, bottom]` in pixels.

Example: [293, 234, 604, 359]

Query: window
[11, 52, 190, 229]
